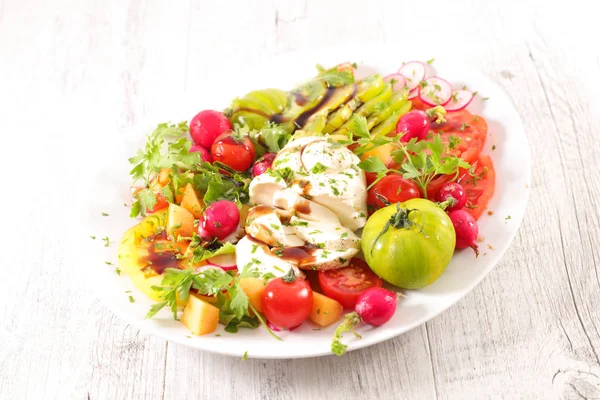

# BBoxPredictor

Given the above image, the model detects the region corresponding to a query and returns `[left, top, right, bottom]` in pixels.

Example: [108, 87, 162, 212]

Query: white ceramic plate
[80, 46, 531, 359]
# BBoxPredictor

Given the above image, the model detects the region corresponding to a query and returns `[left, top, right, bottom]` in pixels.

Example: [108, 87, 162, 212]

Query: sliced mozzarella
[245, 205, 304, 247]
[248, 170, 287, 206]
[300, 139, 354, 174]
[290, 170, 367, 231]
[290, 216, 360, 251]
[299, 247, 358, 271]
[235, 236, 300, 277]
[272, 189, 341, 224]
[272, 136, 319, 172]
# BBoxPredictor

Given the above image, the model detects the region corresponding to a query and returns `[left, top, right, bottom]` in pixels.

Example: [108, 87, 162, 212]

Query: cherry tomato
[368, 174, 421, 213]
[457, 154, 496, 220]
[211, 133, 256, 172]
[252, 152, 276, 177]
[190, 144, 212, 163]
[262, 271, 313, 329]
[190, 110, 232, 149]
[318, 258, 383, 309]
[131, 188, 169, 214]
[396, 110, 430, 142]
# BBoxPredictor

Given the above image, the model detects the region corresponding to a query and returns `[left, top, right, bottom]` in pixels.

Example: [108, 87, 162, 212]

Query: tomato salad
[118, 61, 495, 356]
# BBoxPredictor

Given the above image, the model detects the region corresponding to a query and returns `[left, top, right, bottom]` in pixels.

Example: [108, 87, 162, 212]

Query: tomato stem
[282, 268, 297, 283]
[371, 204, 428, 252]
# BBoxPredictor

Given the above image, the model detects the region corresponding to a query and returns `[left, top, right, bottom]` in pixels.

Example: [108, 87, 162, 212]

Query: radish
[445, 89, 474, 111]
[418, 76, 453, 106]
[190, 144, 212, 163]
[383, 73, 407, 93]
[201, 200, 240, 240]
[398, 61, 426, 92]
[448, 209, 479, 256]
[435, 182, 467, 211]
[396, 110, 430, 142]
[407, 89, 418, 100]
[331, 287, 398, 355]
[206, 253, 237, 271]
[252, 152, 276, 177]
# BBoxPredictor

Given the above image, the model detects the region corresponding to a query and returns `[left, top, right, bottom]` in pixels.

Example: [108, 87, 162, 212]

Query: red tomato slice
[318, 258, 383, 309]
[457, 154, 496, 220]
[411, 98, 487, 164]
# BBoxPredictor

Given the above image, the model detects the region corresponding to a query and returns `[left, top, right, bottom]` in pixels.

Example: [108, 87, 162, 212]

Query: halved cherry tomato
[131, 187, 169, 214]
[211, 133, 256, 172]
[368, 174, 421, 213]
[318, 258, 383, 309]
[457, 154, 496, 220]
[411, 97, 487, 164]
[262, 271, 313, 329]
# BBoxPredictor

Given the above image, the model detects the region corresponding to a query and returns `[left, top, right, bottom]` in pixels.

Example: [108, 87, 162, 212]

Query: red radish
[252, 152, 276, 177]
[398, 61, 426, 92]
[448, 209, 480, 256]
[418, 76, 453, 106]
[396, 110, 430, 142]
[407, 89, 418, 100]
[331, 287, 398, 355]
[190, 110, 232, 149]
[201, 200, 240, 240]
[445, 89, 474, 111]
[190, 144, 212, 163]
[383, 73, 407, 93]
[354, 287, 397, 326]
[435, 182, 467, 211]
[206, 253, 237, 271]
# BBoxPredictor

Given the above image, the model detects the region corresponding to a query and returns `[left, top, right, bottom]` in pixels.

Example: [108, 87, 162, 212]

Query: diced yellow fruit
[361, 142, 398, 169]
[239, 278, 265, 312]
[180, 183, 204, 218]
[196, 294, 217, 304]
[167, 204, 195, 239]
[309, 292, 343, 327]
[158, 168, 172, 186]
[181, 294, 220, 336]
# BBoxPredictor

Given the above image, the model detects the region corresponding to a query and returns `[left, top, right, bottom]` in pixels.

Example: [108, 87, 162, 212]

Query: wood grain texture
[0, 0, 599, 399]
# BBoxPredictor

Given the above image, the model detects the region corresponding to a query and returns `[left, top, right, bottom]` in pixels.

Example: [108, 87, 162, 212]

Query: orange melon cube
[239, 278, 265, 312]
[167, 204, 194, 239]
[180, 183, 204, 218]
[181, 294, 220, 335]
[310, 292, 343, 327]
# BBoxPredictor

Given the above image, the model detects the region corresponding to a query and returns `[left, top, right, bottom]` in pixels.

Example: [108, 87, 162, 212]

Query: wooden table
[2, 0, 599, 398]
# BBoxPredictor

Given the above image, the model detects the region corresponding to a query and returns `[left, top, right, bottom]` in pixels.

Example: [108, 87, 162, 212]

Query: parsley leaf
[351, 115, 371, 139]
[398, 135, 471, 198]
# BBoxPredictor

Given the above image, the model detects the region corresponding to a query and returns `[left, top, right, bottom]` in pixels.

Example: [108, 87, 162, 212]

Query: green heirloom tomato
[361, 198, 456, 289]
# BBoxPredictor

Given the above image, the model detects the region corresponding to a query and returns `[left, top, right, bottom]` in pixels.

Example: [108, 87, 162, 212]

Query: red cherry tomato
[396, 110, 430, 142]
[190, 110, 232, 149]
[367, 174, 421, 213]
[261, 271, 313, 329]
[211, 133, 256, 172]
[318, 258, 383, 309]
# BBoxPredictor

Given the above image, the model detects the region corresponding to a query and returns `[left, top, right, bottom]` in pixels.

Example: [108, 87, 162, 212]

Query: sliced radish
[418, 76, 453, 106]
[206, 253, 237, 271]
[398, 61, 426, 92]
[407, 89, 419, 100]
[444, 89, 474, 111]
[383, 73, 407, 92]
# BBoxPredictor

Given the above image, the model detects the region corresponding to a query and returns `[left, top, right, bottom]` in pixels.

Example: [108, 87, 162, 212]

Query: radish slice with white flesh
[398, 61, 426, 92]
[418, 76, 453, 106]
[206, 253, 237, 271]
[383, 73, 407, 92]
[407, 89, 418, 100]
[444, 89, 474, 111]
